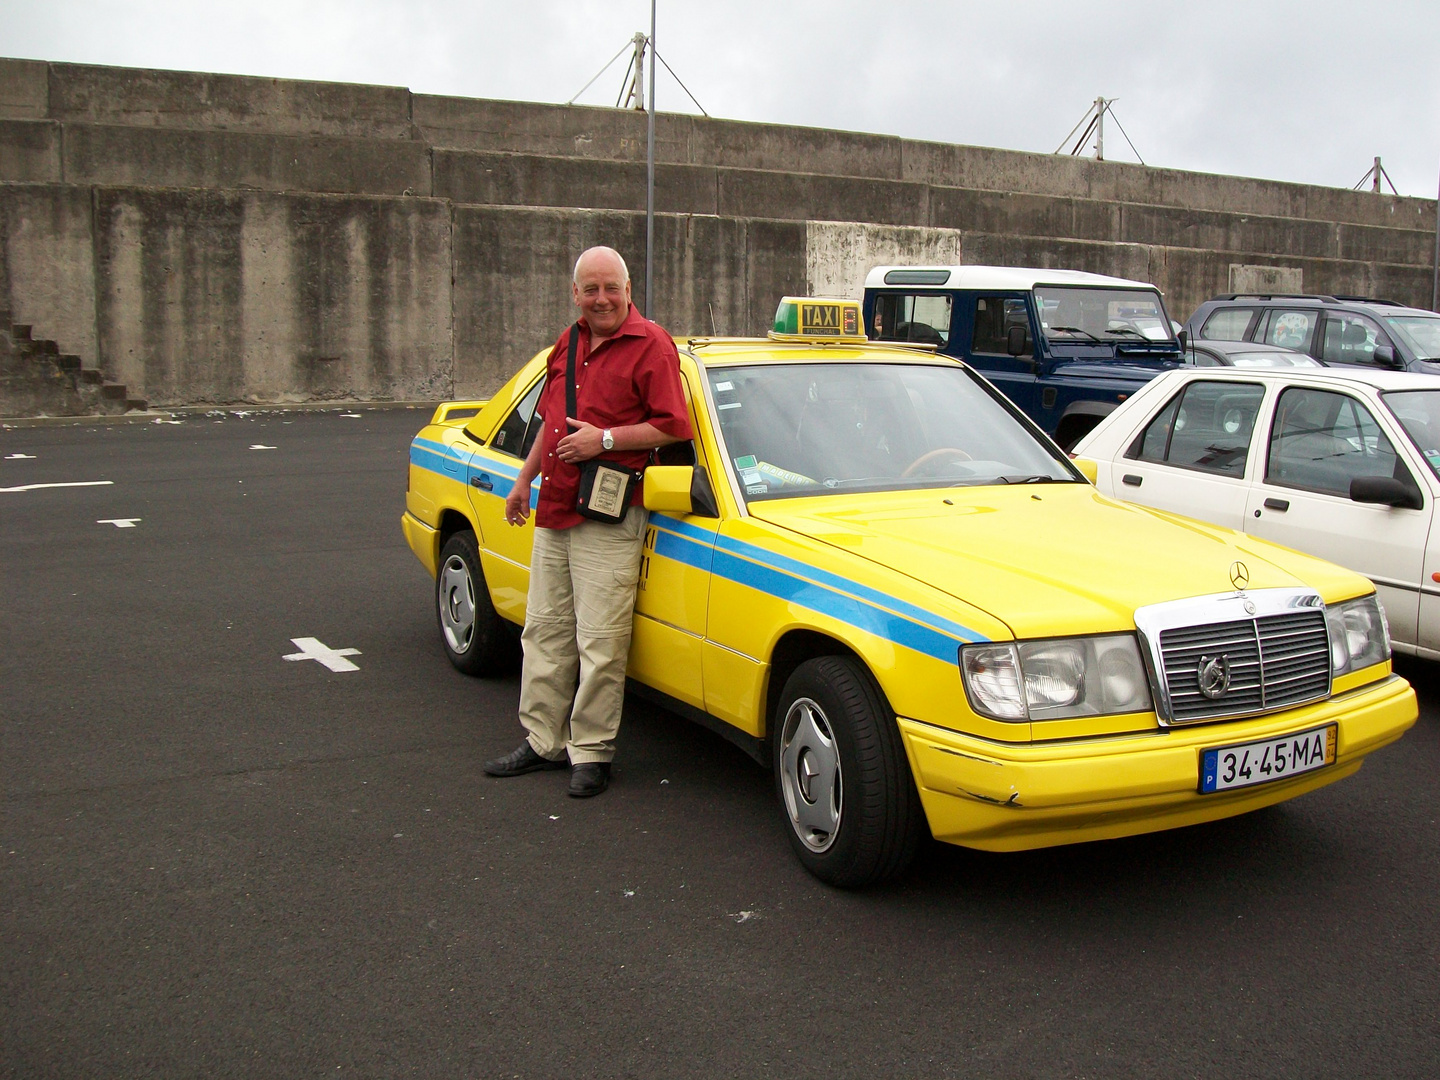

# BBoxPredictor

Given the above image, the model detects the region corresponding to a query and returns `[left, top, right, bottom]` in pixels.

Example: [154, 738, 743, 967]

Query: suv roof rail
[1213, 292, 1407, 307]
[1214, 293, 1337, 303]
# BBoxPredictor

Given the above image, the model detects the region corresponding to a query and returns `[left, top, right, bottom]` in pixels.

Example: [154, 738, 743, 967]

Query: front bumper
[899, 674, 1416, 852]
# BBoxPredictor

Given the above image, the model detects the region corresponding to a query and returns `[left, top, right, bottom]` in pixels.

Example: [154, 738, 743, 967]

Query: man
[483, 246, 692, 797]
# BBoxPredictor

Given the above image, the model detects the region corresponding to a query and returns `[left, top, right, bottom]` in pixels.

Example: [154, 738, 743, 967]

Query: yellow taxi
[402, 297, 1416, 887]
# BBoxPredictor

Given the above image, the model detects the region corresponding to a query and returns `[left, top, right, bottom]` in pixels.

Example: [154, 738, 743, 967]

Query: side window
[1191, 348, 1222, 367]
[1260, 309, 1319, 352]
[872, 293, 952, 346]
[490, 377, 545, 459]
[1320, 313, 1387, 366]
[1199, 308, 1257, 341]
[1267, 388, 1407, 496]
[971, 296, 1032, 357]
[1126, 380, 1263, 476]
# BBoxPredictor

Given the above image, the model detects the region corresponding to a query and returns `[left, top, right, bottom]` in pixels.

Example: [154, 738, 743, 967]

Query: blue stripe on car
[412, 437, 985, 660]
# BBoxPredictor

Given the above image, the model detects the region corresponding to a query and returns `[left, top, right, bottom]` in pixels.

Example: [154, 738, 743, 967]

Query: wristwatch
[601, 429, 614, 451]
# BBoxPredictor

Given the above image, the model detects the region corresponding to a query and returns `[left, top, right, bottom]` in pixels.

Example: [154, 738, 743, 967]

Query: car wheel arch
[764, 629, 885, 738]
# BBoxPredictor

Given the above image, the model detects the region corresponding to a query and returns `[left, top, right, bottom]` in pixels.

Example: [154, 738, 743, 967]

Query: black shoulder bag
[566, 323, 644, 524]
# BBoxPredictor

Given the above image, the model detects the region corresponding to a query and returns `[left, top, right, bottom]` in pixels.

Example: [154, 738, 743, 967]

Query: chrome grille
[1135, 589, 1332, 726]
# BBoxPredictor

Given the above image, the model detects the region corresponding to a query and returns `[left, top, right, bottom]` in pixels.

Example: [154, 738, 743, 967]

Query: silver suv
[1183, 294, 1440, 374]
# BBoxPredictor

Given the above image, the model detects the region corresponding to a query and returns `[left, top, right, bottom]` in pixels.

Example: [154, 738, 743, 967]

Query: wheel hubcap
[438, 555, 476, 653]
[779, 697, 842, 852]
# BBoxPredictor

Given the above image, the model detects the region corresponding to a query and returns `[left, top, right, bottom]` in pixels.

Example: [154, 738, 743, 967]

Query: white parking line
[1, 480, 114, 493]
[5, 453, 37, 459]
[249, 444, 277, 450]
[97, 518, 141, 528]
[282, 637, 361, 673]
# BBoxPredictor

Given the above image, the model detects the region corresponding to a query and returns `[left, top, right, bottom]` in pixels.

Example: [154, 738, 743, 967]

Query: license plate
[1199, 724, 1336, 793]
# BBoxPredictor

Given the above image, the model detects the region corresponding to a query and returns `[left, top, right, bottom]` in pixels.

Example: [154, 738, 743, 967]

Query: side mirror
[643, 465, 719, 517]
[1177, 330, 1189, 351]
[1350, 475, 1422, 510]
[1006, 325, 1029, 357]
[1372, 344, 1401, 369]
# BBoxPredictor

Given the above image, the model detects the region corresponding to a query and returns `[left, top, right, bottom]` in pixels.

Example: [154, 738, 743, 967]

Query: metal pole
[1373, 156, 1382, 194]
[645, 0, 656, 318]
[1431, 157, 1440, 312]
[1095, 97, 1104, 161]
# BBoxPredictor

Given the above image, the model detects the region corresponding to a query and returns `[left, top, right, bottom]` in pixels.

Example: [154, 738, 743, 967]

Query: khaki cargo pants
[518, 506, 648, 765]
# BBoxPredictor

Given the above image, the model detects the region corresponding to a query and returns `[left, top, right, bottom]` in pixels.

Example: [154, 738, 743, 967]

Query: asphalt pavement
[2, 409, 1437, 1079]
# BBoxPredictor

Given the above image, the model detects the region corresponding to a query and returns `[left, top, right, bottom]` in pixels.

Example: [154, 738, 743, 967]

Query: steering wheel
[901, 447, 972, 478]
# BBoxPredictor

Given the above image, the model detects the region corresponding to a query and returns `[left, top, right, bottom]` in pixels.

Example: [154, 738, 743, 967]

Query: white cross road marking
[340, 413, 361, 418]
[1, 480, 113, 493]
[249, 444, 277, 450]
[97, 518, 141, 528]
[283, 636, 361, 673]
[5, 453, 36, 459]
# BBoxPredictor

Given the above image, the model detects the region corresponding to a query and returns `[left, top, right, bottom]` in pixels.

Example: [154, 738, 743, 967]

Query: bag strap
[564, 323, 580, 426]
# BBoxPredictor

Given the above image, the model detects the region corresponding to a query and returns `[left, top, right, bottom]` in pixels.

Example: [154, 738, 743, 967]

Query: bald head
[572, 246, 633, 340]
[573, 246, 629, 285]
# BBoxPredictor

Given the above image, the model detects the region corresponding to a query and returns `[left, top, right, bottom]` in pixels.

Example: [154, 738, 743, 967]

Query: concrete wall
[0, 55, 1436, 409]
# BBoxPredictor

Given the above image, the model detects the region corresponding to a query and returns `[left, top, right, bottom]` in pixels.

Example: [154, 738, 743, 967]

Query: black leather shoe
[568, 762, 611, 798]
[483, 742, 568, 777]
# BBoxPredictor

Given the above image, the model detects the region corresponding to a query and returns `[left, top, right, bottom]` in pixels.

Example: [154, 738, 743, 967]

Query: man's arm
[504, 430, 546, 525]
[555, 419, 679, 464]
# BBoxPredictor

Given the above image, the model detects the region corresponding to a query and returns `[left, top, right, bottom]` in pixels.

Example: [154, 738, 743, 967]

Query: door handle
[471, 474, 493, 491]
[1122, 474, 1143, 487]
[1263, 498, 1289, 512]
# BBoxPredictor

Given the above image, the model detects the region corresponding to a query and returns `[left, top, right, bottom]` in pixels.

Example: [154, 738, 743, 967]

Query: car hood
[747, 484, 1367, 640]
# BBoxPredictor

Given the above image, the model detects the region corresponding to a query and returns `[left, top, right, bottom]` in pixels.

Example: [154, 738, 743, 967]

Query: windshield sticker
[715, 381, 734, 392]
[1425, 449, 1440, 466]
[741, 469, 762, 486]
[718, 402, 742, 411]
[756, 461, 815, 488]
[746, 483, 768, 494]
[734, 454, 758, 469]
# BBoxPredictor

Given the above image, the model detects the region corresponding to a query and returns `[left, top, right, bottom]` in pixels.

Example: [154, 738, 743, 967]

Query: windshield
[1381, 389, 1440, 478]
[1382, 315, 1440, 361]
[1035, 286, 1175, 343]
[707, 363, 1077, 502]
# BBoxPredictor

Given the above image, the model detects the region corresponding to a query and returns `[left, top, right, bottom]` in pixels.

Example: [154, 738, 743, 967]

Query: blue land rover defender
[863, 266, 1185, 449]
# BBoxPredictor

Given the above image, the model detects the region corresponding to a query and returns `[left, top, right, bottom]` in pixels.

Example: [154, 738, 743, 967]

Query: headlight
[960, 634, 1153, 722]
[1325, 594, 1390, 676]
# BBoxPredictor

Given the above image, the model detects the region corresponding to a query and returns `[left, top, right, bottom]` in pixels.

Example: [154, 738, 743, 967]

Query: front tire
[436, 531, 517, 676]
[773, 656, 925, 887]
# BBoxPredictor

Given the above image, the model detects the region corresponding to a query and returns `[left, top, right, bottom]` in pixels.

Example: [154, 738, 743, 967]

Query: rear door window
[1127, 380, 1264, 476]
[872, 293, 952, 346]
[1199, 308, 1258, 341]
[1260, 309, 1320, 352]
[490, 377, 544, 458]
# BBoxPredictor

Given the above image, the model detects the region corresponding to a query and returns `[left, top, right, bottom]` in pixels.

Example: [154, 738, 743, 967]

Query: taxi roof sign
[769, 297, 867, 343]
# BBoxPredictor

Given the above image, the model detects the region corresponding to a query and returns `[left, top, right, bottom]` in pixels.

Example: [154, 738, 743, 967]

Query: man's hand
[504, 483, 530, 526]
[557, 417, 605, 463]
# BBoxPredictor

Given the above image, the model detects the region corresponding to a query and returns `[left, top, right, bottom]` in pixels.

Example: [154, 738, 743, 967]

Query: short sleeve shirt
[534, 304, 692, 530]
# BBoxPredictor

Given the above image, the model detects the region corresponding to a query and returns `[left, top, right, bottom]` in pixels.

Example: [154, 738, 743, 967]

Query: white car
[1071, 366, 1440, 659]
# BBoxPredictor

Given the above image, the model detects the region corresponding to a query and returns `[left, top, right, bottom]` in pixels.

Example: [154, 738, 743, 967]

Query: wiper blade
[1047, 326, 1101, 342]
[1104, 327, 1147, 338]
[997, 474, 1065, 484]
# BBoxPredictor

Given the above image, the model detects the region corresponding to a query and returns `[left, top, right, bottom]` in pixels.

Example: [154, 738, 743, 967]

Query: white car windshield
[1382, 389, 1440, 478]
[707, 363, 1077, 501]
[1382, 315, 1440, 362]
[1034, 286, 1175, 343]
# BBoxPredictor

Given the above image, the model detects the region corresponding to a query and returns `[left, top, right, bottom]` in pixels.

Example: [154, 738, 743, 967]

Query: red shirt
[534, 304, 692, 530]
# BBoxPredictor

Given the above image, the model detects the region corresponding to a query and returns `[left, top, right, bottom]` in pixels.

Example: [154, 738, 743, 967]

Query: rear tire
[436, 531, 518, 676]
[773, 656, 926, 887]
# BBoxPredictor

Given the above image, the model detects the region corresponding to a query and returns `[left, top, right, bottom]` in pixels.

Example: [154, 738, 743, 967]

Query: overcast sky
[5, 0, 1439, 199]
